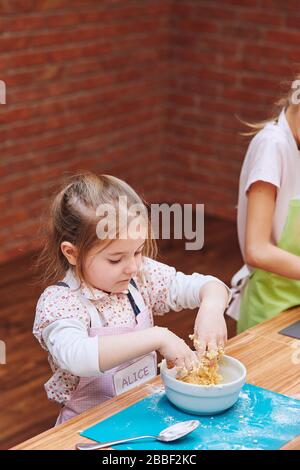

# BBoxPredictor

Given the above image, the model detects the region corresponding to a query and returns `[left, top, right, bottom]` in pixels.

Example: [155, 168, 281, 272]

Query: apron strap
[129, 278, 138, 289]
[56, 281, 70, 288]
[127, 278, 147, 316]
[127, 279, 141, 316]
[55, 281, 103, 328]
[55, 278, 146, 326]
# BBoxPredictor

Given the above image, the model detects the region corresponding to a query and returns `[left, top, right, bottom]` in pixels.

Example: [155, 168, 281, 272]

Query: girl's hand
[193, 300, 228, 356]
[157, 327, 200, 372]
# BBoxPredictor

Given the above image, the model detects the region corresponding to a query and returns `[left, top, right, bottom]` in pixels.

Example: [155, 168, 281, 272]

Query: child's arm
[140, 257, 231, 352]
[245, 181, 300, 279]
[141, 257, 230, 314]
[193, 281, 229, 355]
[41, 320, 199, 376]
[98, 326, 200, 372]
[36, 287, 200, 379]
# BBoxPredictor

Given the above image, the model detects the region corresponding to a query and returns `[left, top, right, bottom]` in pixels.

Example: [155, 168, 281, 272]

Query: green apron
[238, 198, 300, 333]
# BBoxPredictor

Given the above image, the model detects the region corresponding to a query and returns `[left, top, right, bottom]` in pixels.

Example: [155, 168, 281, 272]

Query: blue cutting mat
[80, 384, 300, 450]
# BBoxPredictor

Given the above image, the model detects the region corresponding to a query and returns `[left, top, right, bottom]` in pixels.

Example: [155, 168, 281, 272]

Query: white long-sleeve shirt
[33, 256, 230, 404]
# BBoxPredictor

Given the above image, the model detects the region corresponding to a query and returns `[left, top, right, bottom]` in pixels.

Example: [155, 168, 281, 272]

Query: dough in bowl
[178, 334, 225, 386]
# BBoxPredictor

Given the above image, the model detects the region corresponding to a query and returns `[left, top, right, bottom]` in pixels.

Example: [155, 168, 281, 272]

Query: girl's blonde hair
[36, 172, 157, 287]
[241, 75, 300, 136]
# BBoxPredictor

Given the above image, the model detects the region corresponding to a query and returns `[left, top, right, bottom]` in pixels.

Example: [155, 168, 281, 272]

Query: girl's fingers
[172, 335, 226, 374]
[185, 356, 198, 372]
[190, 352, 201, 370]
[195, 335, 226, 355]
[220, 336, 227, 348]
[217, 335, 225, 349]
[174, 357, 185, 370]
[184, 357, 193, 372]
[192, 350, 201, 363]
[207, 341, 218, 354]
[195, 338, 206, 357]
[222, 332, 228, 346]
[166, 359, 175, 369]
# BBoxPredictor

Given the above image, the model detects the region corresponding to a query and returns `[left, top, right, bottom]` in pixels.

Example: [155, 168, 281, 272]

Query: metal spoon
[76, 420, 200, 450]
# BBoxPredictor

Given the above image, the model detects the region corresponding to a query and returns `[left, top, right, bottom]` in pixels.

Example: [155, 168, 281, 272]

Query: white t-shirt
[238, 107, 300, 264]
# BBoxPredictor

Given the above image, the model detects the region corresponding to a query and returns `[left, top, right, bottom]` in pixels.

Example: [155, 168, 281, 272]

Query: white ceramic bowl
[160, 355, 246, 415]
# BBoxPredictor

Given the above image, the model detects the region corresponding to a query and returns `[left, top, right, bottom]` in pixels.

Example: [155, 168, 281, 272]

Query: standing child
[227, 77, 300, 333]
[33, 173, 230, 425]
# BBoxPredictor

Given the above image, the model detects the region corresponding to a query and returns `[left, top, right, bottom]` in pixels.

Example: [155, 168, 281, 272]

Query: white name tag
[113, 355, 156, 395]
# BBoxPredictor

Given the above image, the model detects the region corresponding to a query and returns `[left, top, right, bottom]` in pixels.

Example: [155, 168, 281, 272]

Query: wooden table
[13, 309, 300, 450]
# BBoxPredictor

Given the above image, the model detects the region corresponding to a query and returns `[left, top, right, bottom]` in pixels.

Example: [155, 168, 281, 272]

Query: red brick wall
[1, 0, 299, 264]
[0, 0, 171, 264]
[164, 0, 298, 221]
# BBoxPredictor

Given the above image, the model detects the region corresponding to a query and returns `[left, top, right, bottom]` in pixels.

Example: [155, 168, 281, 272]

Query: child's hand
[157, 327, 200, 372]
[193, 300, 227, 357]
